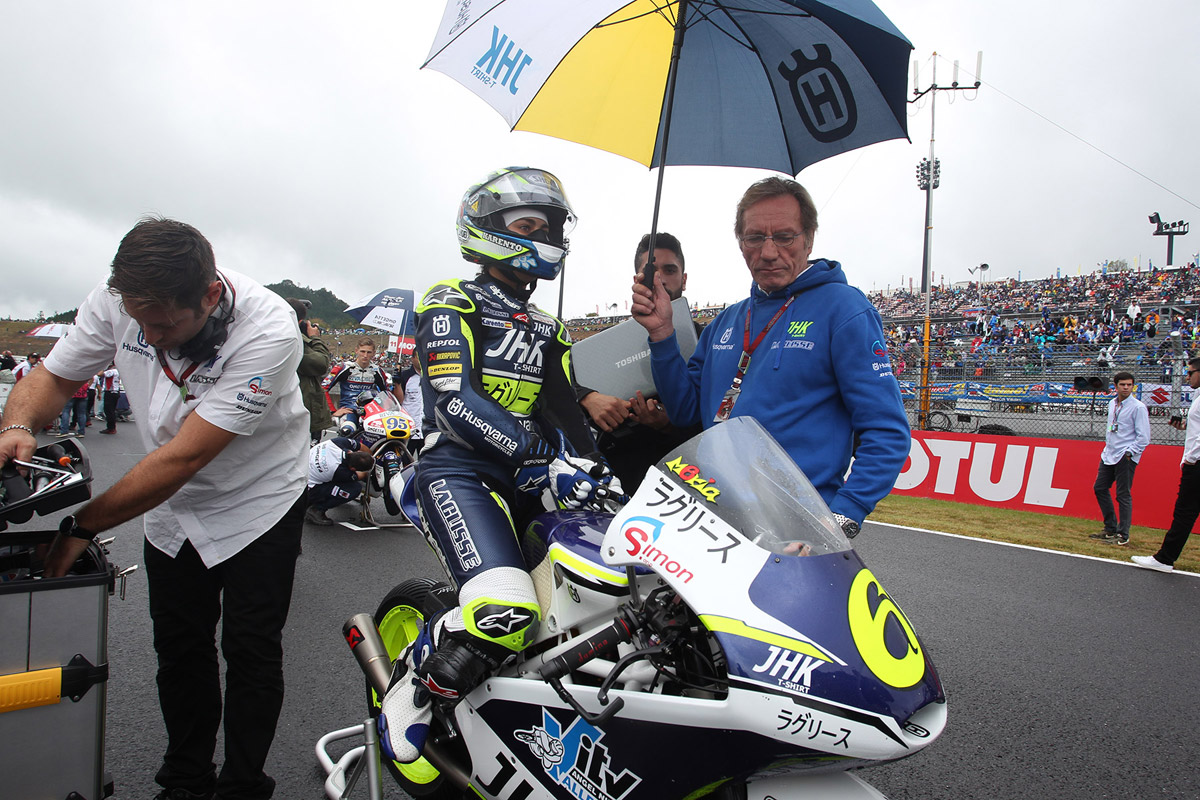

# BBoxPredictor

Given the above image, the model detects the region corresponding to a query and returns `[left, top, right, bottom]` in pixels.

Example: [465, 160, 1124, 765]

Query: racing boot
[378, 609, 500, 763]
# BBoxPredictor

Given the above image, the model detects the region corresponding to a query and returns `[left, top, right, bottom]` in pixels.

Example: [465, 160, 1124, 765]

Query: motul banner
[892, 431, 1192, 532]
[387, 334, 416, 356]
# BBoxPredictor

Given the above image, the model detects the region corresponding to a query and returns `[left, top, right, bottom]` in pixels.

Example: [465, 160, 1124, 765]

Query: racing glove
[516, 453, 621, 509]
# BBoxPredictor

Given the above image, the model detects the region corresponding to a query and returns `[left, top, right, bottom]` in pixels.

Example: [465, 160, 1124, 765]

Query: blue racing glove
[516, 453, 622, 509]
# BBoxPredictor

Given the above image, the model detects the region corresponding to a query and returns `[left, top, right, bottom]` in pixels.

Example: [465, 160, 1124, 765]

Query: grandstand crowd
[561, 262, 1200, 385]
[868, 263, 1200, 382]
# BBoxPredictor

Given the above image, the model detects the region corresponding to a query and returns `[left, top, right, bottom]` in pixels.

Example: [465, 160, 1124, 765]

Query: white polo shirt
[44, 269, 308, 567]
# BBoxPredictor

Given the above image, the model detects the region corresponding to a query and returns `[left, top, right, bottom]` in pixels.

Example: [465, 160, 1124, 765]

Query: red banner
[892, 431, 1191, 532]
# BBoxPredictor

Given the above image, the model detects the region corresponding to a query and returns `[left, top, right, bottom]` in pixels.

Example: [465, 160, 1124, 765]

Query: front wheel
[368, 578, 458, 797]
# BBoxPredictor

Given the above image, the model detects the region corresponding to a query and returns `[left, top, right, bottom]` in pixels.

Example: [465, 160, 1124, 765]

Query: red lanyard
[736, 295, 795, 383]
[714, 295, 795, 423]
[157, 349, 200, 402]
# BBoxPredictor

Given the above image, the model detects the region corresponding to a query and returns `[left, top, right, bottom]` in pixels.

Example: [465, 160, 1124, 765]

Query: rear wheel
[368, 578, 458, 797]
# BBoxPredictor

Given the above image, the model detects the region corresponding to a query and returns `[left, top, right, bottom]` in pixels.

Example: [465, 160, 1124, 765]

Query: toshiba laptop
[571, 297, 699, 400]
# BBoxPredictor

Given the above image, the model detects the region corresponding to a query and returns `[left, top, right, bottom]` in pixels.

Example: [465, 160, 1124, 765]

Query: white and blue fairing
[601, 417, 944, 727]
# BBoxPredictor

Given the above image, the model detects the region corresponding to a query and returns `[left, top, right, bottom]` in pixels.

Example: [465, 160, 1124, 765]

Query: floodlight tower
[1149, 212, 1190, 265]
[910, 52, 983, 429]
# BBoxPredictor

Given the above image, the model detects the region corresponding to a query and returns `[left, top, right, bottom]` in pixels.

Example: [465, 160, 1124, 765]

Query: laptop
[571, 297, 699, 399]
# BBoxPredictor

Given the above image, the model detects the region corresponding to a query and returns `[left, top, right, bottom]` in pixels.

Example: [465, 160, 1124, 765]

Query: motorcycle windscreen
[604, 416, 944, 728]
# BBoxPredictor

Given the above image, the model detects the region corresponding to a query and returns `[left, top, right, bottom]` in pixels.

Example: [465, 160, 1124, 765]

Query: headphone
[176, 274, 237, 363]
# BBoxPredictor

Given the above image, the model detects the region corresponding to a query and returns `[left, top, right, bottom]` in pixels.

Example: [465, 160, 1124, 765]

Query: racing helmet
[457, 167, 577, 280]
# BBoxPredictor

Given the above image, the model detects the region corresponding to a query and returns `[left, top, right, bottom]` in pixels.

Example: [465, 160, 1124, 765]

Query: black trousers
[102, 390, 120, 431]
[1156, 462, 1200, 566]
[144, 493, 304, 799]
[1094, 454, 1137, 535]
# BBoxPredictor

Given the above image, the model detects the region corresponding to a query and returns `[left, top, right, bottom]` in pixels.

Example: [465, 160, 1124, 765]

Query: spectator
[0, 216, 307, 800]
[286, 297, 333, 443]
[1088, 371, 1150, 546]
[98, 363, 120, 434]
[1133, 357, 1200, 572]
[577, 231, 701, 491]
[13, 352, 40, 381]
[394, 357, 424, 457]
[631, 176, 909, 538]
[57, 380, 89, 437]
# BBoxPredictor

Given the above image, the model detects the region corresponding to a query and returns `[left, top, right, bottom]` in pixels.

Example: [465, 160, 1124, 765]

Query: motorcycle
[337, 389, 417, 525]
[332, 417, 945, 799]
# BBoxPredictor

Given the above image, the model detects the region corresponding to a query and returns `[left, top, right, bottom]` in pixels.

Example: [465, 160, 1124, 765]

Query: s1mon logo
[623, 516, 695, 584]
[246, 377, 272, 395]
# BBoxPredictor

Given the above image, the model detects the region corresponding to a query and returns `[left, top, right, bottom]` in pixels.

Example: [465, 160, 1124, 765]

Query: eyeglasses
[1189, 369, 1199, 376]
[740, 232, 802, 249]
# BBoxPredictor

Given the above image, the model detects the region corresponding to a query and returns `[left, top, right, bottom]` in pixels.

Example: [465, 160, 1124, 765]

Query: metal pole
[918, 57, 937, 431]
[641, 0, 690, 290]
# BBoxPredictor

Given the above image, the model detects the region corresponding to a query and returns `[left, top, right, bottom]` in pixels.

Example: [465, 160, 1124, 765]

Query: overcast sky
[3, 0, 1198, 323]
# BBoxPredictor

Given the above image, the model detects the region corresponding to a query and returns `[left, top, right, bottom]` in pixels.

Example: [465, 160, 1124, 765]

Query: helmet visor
[467, 168, 577, 240]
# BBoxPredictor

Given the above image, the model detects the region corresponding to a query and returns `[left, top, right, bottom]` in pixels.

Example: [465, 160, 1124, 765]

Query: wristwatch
[59, 514, 98, 541]
[833, 513, 861, 539]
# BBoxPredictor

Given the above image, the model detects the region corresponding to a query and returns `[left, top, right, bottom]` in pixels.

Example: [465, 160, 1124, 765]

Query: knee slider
[462, 596, 541, 654]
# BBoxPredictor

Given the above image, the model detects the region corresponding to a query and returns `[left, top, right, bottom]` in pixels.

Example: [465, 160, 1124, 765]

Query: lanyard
[713, 294, 796, 423]
[157, 349, 200, 402]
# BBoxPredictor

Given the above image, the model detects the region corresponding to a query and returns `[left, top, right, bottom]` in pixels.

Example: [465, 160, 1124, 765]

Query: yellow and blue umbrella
[423, 0, 913, 176]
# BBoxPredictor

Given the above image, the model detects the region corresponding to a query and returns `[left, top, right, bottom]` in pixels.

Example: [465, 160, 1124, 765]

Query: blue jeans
[59, 396, 88, 435]
[1094, 454, 1137, 535]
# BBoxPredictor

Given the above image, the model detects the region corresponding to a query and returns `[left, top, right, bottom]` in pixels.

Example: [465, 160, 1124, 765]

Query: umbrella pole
[642, 0, 690, 290]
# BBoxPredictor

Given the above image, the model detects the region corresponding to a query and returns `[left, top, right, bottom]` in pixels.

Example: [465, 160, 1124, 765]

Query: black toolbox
[1, 438, 113, 799]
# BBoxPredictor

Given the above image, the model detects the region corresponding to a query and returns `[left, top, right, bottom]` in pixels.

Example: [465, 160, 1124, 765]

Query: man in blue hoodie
[630, 177, 909, 538]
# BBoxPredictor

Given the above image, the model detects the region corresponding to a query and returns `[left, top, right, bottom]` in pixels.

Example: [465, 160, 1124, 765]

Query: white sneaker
[1131, 555, 1173, 573]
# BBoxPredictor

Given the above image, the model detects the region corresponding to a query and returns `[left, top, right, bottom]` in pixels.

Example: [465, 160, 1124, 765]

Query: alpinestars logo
[516, 709, 641, 800]
[474, 606, 534, 636]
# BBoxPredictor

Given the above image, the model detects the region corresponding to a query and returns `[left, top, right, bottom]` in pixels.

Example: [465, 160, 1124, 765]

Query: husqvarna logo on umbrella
[778, 44, 858, 143]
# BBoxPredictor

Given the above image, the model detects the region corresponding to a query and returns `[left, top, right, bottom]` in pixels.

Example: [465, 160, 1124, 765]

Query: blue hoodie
[648, 259, 909, 524]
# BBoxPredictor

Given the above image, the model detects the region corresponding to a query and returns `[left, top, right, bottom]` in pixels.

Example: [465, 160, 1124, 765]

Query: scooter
[324, 417, 946, 799]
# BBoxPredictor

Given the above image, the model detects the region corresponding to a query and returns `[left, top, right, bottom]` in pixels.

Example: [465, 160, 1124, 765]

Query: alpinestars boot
[377, 609, 501, 763]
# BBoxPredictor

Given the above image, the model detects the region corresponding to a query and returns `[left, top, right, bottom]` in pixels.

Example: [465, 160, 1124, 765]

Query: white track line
[868, 520, 1199, 578]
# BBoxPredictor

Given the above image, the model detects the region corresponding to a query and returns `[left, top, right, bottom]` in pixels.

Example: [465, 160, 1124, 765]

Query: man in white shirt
[1088, 371, 1151, 546]
[306, 436, 373, 525]
[0, 217, 308, 800]
[1133, 357, 1200, 572]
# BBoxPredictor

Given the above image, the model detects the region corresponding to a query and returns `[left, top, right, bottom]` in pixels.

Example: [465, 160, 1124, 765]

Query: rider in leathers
[379, 167, 621, 764]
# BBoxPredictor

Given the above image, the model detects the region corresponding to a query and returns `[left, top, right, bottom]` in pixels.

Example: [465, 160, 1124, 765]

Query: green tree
[265, 280, 357, 329]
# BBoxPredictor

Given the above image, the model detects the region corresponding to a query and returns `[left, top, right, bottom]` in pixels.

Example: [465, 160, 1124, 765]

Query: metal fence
[894, 341, 1190, 446]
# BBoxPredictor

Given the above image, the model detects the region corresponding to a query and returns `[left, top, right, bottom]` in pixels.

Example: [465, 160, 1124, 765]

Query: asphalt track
[6, 426, 1200, 800]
